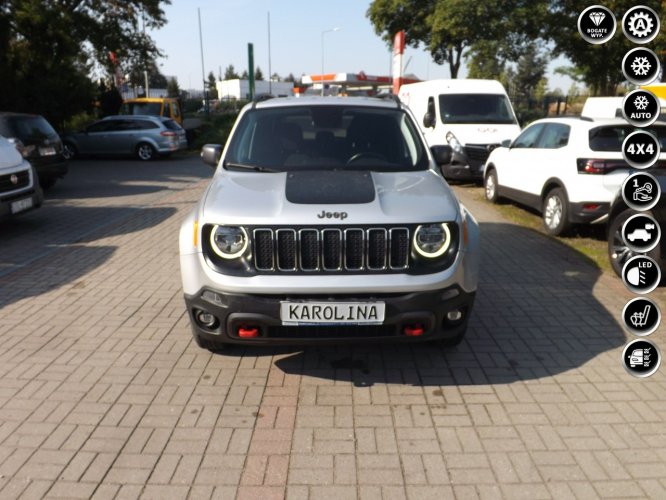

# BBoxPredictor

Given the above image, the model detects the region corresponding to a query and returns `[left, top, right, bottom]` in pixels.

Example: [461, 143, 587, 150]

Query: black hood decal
[285, 170, 376, 204]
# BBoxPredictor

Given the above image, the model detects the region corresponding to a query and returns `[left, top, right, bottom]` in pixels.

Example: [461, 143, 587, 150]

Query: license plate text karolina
[281, 302, 385, 325]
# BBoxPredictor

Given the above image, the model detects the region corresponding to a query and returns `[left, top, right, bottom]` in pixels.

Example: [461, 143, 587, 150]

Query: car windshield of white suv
[438, 94, 517, 124]
[589, 124, 666, 151]
[224, 105, 429, 172]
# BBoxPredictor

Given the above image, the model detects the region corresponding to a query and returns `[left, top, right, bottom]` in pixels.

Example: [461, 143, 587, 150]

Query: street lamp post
[321, 27, 340, 96]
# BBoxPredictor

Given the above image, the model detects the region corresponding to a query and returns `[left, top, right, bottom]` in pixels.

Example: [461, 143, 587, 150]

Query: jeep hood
[201, 169, 460, 225]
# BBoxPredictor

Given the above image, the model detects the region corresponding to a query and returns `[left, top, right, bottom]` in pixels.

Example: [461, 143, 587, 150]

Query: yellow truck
[121, 97, 183, 125]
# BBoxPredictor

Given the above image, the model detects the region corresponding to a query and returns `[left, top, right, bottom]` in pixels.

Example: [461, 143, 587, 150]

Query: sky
[149, 0, 573, 92]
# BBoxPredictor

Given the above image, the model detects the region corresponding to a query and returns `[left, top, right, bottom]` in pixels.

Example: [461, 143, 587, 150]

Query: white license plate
[10, 197, 33, 214]
[280, 301, 385, 325]
[39, 146, 56, 156]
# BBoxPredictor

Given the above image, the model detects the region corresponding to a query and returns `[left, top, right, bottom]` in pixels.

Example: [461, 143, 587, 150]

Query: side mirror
[430, 145, 452, 166]
[201, 144, 222, 167]
[501, 139, 512, 148]
[423, 111, 436, 129]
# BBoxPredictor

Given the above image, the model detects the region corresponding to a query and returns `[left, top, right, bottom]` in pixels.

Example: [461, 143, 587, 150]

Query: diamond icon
[589, 11, 606, 26]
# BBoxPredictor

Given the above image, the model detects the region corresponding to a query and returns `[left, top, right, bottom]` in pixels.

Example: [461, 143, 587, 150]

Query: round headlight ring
[413, 223, 452, 258]
[209, 225, 248, 259]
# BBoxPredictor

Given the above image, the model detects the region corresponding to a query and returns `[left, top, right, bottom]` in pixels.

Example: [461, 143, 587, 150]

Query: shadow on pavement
[0, 205, 177, 307]
[47, 155, 211, 200]
[270, 222, 626, 386]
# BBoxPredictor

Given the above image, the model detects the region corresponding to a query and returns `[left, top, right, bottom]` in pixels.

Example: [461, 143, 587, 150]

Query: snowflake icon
[634, 95, 650, 110]
[631, 57, 652, 76]
[628, 12, 654, 38]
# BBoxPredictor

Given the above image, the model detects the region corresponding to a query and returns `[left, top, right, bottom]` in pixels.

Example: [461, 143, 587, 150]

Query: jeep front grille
[252, 227, 410, 272]
[0, 170, 30, 195]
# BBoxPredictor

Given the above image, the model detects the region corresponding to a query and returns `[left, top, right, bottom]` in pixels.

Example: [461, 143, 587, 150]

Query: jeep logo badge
[317, 210, 348, 220]
[10, 174, 18, 185]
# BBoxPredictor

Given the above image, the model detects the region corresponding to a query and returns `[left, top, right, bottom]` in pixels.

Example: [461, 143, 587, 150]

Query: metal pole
[320, 28, 340, 96]
[268, 12, 272, 95]
[198, 8, 208, 115]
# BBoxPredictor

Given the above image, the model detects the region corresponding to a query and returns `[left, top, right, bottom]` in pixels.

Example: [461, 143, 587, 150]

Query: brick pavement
[0, 160, 665, 499]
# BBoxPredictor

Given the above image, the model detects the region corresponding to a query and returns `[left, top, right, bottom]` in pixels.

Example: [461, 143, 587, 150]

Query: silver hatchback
[62, 115, 187, 161]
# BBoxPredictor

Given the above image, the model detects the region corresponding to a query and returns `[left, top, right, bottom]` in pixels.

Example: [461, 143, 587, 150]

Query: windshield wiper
[223, 161, 280, 173]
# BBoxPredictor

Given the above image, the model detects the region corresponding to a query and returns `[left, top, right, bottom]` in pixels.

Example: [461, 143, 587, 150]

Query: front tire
[484, 169, 500, 203]
[542, 187, 571, 236]
[136, 142, 156, 161]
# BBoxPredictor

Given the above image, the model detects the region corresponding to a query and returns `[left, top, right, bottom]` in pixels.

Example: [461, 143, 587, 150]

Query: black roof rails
[251, 94, 275, 109]
[374, 93, 402, 108]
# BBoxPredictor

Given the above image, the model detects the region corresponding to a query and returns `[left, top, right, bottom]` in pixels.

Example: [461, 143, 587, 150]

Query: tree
[271, 72, 281, 82]
[207, 71, 218, 99]
[241, 70, 249, 79]
[284, 73, 296, 83]
[167, 77, 180, 98]
[513, 43, 548, 100]
[367, 0, 548, 78]
[466, 41, 505, 80]
[255, 67, 264, 81]
[224, 64, 240, 80]
[0, 1, 170, 127]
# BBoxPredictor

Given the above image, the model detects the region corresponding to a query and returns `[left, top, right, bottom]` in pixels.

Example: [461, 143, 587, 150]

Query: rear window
[589, 125, 666, 151]
[163, 120, 182, 131]
[11, 116, 58, 140]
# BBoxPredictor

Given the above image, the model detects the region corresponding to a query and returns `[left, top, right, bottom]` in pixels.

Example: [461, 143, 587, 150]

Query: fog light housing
[194, 309, 219, 329]
[447, 310, 463, 321]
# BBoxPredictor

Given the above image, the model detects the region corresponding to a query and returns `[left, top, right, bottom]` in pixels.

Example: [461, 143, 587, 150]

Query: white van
[399, 79, 520, 181]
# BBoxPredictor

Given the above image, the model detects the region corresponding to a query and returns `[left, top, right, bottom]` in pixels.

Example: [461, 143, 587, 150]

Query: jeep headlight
[445, 132, 464, 155]
[210, 225, 248, 259]
[413, 223, 453, 258]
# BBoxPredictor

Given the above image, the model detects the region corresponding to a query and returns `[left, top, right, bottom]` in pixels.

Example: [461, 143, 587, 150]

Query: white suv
[179, 96, 480, 352]
[483, 117, 666, 235]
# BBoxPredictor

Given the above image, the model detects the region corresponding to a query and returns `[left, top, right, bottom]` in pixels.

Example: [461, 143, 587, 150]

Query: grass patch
[465, 185, 612, 274]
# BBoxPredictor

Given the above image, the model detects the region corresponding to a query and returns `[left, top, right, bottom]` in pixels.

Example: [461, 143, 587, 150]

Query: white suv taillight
[576, 158, 628, 174]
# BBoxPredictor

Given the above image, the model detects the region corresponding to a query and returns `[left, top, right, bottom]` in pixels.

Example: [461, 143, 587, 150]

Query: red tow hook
[238, 325, 260, 338]
[403, 324, 425, 337]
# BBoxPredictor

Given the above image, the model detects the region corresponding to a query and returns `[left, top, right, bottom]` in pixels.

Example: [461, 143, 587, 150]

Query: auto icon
[630, 348, 644, 367]
[627, 228, 652, 241]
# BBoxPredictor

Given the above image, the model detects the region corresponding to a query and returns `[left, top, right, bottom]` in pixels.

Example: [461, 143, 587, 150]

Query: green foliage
[189, 113, 239, 150]
[167, 77, 180, 98]
[255, 67, 264, 81]
[0, 0, 169, 127]
[207, 71, 218, 99]
[547, 0, 663, 95]
[224, 64, 240, 80]
[367, 0, 549, 78]
[466, 41, 505, 80]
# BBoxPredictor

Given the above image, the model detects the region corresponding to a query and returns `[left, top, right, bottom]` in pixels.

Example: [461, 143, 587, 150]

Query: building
[216, 79, 294, 100]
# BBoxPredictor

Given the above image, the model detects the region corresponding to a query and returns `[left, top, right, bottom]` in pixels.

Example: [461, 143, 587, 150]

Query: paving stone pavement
[0, 158, 665, 499]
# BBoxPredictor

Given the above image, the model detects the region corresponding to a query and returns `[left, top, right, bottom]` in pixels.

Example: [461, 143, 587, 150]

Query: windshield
[438, 93, 517, 124]
[122, 102, 162, 116]
[224, 105, 429, 172]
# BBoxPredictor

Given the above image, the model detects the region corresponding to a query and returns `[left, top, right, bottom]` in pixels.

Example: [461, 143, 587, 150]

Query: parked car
[483, 117, 666, 235]
[0, 135, 43, 219]
[179, 96, 480, 352]
[399, 79, 521, 182]
[607, 171, 665, 277]
[0, 112, 68, 189]
[61, 115, 187, 161]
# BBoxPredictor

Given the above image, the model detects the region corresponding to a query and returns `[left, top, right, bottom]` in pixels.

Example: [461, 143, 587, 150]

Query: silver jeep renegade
[179, 96, 479, 352]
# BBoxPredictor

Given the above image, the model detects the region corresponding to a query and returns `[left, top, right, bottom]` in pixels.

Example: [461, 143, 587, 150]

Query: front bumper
[569, 201, 611, 224]
[185, 286, 475, 346]
[0, 188, 43, 219]
[440, 149, 486, 181]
